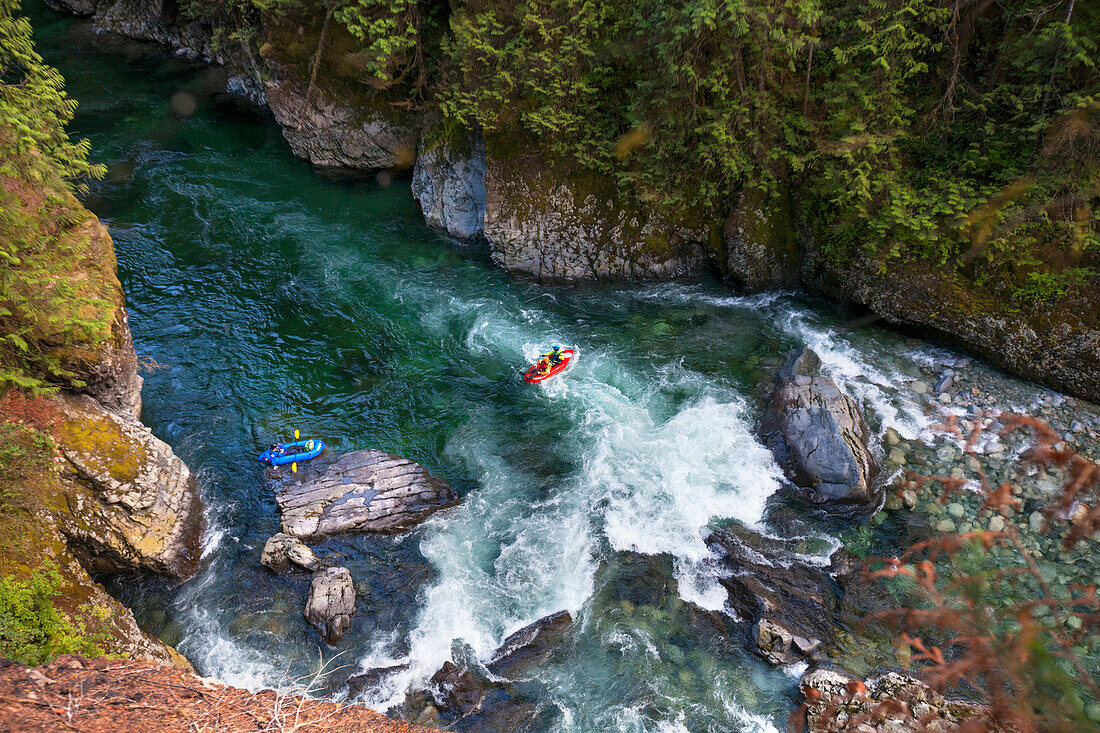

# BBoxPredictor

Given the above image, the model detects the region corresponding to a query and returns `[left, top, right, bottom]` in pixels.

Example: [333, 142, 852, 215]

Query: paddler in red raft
[535, 345, 566, 376]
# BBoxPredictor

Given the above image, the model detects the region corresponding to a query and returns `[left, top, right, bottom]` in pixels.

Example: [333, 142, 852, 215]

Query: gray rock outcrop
[260, 533, 322, 573]
[262, 60, 417, 172]
[92, 0, 212, 62]
[761, 348, 878, 504]
[52, 393, 203, 578]
[722, 187, 799, 291]
[304, 566, 355, 644]
[799, 667, 986, 732]
[483, 159, 708, 281]
[271, 449, 458, 540]
[412, 130, 487, 241]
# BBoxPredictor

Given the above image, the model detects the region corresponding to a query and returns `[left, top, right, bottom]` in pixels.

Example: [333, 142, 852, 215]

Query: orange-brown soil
[0, 655, 432, 733]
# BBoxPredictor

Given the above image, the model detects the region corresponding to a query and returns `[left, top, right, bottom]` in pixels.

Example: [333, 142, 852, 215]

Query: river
[28, 8, 1039, 732]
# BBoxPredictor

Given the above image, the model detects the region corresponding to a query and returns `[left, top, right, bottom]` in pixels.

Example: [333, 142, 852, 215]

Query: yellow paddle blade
[292, 462, 297, 473]
[295, 429, 300, 440]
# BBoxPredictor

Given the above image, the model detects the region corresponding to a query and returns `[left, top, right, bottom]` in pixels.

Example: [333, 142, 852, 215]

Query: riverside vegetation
[174, 0, 1099, 301]
[2, 0, 200, 672]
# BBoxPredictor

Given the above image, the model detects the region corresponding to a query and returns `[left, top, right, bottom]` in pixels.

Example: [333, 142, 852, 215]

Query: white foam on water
[777, 307, 929, 441]
[353, 293, 789, 725]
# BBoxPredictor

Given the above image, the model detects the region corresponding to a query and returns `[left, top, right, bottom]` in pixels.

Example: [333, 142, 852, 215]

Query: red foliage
[813, 412, 1100, 732]
[0, 391, 60, 432]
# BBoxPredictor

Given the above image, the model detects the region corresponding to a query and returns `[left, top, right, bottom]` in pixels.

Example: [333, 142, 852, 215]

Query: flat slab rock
[271, 449, 458, 540]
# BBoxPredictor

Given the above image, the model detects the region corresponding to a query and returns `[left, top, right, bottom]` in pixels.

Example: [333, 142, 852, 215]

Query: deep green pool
[31, 8, 944, 732]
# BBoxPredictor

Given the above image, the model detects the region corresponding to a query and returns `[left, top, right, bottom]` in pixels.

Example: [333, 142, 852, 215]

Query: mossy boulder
[51, 393, 203, 578]
[0, 435, 190, 669]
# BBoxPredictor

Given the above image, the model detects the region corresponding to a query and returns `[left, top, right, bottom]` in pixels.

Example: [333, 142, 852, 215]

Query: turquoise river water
[28, 8, 969, 733]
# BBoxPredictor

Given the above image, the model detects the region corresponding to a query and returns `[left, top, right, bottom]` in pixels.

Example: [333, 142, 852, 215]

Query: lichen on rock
[51, 393, 203, 578]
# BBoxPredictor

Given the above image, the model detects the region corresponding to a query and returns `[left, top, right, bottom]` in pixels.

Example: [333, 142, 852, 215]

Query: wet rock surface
[52, 393, 203, 578]
[706, 524, 841, 665]
[383, 612, 574, 733]
[304, 566, 356, 644]
[762, 348, 879, 504]
[260, 532, 323, 573]
[271, 448, 458, 540]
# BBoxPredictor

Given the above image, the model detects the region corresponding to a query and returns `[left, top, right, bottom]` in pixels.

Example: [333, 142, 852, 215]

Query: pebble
[1070, 420, 1084, 433]
[1029, 511, 1046, 533]
[911, 381, 930, 395]
[934, 519, 956, 533]
[989, 515, 1005, 532]
[884, 427, 901, 446]
[947, 503, 965, 518]
[938, 393, 952, 403]
[902, 490, 918, 508]
[933, 372, 954, 393]
[888, 447, 907, 466]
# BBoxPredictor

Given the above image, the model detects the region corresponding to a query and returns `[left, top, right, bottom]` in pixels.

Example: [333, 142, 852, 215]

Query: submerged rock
[271, 448, 458, 540]
[761, 348, 879, 505]
[377, 611, 573, 733]
[304, 567, 355, 644]
[52, 393, 203, 578]
[260, 533, 322, 573]
[412, 128, 487, 241]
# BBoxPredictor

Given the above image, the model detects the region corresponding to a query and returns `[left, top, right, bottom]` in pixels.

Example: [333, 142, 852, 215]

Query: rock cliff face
[483, 158, 709, 280]
[90, 0, 211, 62]
[721, 187, 799, 291]
[412, 130, 487, 242]
[261, 58, 417, 172]
[52, 393, 203, 578]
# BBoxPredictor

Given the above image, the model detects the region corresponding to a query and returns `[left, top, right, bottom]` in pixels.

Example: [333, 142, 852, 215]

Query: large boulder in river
[51, 393, 203, 578]
[761, 348, 878, 504]
[271, 449, 458, 540]
[304, 566, 356, 644]
[706, 525, 841, 665]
